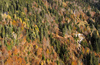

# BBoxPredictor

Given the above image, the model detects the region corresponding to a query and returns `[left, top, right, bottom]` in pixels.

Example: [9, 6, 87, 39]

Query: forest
[0, 0, 100, 65]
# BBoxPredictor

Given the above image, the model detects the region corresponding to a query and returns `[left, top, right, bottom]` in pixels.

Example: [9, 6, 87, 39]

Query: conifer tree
[40, 26, 43, 41]
[3, 26, 5, 38]
[62, 25, 67, 37]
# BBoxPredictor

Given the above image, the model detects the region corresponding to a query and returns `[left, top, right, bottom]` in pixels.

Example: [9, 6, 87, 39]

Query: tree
[95, 41, 99, 53]
[87, 11, 91, 17]
[59, 43, 69, 64]
[91, 31, 99, 52]
[35, 25, 40, 39]
[90, 52, 98, 65]
[83, 52, 98, 65]
[40, 26, 43, 41]
[0, 14, 2, 21]
[62, 25, 67, 37]
[47, 0, 53, 4]
[55, 40, 60, 54]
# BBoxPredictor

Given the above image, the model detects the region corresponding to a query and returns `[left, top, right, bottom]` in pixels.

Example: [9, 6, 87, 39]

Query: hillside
[0, 0, 100, 65]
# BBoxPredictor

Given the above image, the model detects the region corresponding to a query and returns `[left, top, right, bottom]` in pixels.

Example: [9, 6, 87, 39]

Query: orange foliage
[12, 46, 20, 55]
[94, 52, 97, 56]
[7, 42, 11, 45]
[51, 62, 56, 65]
[35, 61, 40, 65]
[5, 56, 13, 65]
[21, 36, 27, 45]
[12, 20, 17, 26]
[70, 14, 75, 20]
[29, 12, 32, 16]
[8, 50, 12, 56]
[24, 7, 27, 14]
[2, 46, 7, 54]
[54, 52, 57, 59]
[38, 54, 42, 59]
[71, 61, 77, 65]
[82, 47, 85, 54]
[73, 26, 77, 30]
[90, 11, 96, 17]
[87, 6, 91, 10]
[80, 25, 83, 29]
[5, 56, 26, 65]
[36, 48, 42, 56]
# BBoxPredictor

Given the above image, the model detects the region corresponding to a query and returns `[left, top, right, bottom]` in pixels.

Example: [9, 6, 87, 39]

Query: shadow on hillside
[91, 2, 100, 10]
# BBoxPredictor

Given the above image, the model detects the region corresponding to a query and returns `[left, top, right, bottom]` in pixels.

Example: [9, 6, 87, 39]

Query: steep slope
[0, 0, 100, 65]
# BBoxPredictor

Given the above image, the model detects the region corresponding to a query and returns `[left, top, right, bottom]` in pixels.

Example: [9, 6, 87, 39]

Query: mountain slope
[0, 0, 100, 65]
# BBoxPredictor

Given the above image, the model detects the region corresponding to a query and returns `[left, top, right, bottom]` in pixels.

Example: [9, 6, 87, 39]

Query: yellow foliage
[71, 10, 73, 14]
[16, 11, 19, 13]
[31, 31, 36, 38]
[19, 18, 22, 23]
[21, 26, 24, 31]
[12, 20, 17, 26]
[13, 20, 16, 23]
[22, 12, 25, 15]
[23, 21, 26, 27]
[41, 61, 44, 65]
[47, 59, 50, 64]
[46, 49, 49, 54]
[14, 14, 17, 19]
[35, 45, 38, 49]
[7, 15, 11, 20]
[97, 31, 99, 36]
[73, 26, 77, 30]
[24, 18, 29, 21]
[34, 25, 37, 27]
[62, 2, 67, 7]
[43, 60, 46, 64]
[34, 25, 39, 32]
[71, 61, 77, 65]
[26, 22, 29, 28]
[3, 13, 8, 18]
[67, 39, 70, 43]
[86, 48, 90, 54]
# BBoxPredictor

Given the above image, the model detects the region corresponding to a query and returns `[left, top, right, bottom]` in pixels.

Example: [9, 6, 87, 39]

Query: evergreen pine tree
[40, 26, 43, 41]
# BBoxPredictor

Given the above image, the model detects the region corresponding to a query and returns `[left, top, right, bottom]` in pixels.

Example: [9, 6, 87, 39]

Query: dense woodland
[0, 0, 100, 65]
